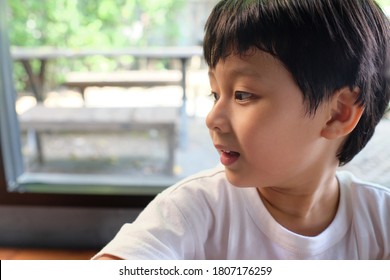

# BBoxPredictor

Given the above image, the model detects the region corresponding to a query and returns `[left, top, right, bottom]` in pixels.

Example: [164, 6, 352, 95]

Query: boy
[95, 0, 390, 259]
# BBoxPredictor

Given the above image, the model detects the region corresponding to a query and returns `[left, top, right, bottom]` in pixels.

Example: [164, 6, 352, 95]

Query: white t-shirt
[95, 166, 390, 259]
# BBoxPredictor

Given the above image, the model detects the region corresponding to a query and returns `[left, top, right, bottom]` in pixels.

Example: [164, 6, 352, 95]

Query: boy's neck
[257, 170, 340, 236]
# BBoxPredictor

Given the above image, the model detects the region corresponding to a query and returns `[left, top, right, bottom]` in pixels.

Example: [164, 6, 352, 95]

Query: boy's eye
[235, 91, 253, 101]
[210, 91, 220, 103]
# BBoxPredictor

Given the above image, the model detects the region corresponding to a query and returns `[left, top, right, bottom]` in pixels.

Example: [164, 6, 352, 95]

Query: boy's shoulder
[337, 170, 390, 217]
[336, 171, 390, 257]
[337, 170, 390, 197]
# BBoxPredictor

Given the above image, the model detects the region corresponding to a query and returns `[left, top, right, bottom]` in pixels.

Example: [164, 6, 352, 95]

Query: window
[1, 0, 220, 205]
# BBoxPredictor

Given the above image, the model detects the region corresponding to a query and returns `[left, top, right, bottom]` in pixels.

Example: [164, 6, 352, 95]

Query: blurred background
[9, 0, 220, 183]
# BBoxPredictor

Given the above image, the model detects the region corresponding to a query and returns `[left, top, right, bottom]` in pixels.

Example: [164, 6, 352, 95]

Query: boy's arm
[91, 190, 202, 260]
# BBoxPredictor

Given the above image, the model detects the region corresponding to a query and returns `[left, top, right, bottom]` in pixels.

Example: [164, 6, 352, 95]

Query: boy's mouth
[220, 149, 241, 166]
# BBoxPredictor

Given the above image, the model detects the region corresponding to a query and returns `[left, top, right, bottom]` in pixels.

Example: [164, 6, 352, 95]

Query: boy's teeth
[222, 149, 239, 155]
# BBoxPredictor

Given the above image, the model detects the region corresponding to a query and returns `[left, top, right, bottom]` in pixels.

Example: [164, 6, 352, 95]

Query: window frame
[0, 151, 156, 209]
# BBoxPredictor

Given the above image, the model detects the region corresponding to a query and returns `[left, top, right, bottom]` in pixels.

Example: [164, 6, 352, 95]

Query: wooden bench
[63, 70, 182, 100]
[19, 105, 178, 175]
[63, 69, 189, 149]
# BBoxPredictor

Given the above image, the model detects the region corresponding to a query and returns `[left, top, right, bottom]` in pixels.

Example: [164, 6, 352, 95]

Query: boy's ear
[321, 87, 364, 140]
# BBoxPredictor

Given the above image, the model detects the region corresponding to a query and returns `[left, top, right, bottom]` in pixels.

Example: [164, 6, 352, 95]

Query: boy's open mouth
[220, 149, 240, 166]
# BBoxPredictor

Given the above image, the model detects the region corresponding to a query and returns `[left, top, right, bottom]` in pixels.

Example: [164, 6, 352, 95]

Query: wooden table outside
[11, 46, 203, 104]
[12, 46, 204, 149]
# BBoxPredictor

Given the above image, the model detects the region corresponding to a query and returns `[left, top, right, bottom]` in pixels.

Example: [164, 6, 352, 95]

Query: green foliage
[7, 0, 185, 48]
[6, 0, 186, 92]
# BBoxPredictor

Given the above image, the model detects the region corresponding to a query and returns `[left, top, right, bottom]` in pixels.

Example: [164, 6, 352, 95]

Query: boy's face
[206, 50, 337, 189]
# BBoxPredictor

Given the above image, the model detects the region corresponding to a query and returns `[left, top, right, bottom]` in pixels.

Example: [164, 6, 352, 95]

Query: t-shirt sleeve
[92, 190, 199, 260]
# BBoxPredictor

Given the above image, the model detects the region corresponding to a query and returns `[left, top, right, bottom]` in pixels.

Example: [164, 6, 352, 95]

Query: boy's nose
[205, 100, 230, 133]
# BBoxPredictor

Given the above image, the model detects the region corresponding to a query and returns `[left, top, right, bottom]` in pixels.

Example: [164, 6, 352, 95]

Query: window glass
[4, 0, 220, 195]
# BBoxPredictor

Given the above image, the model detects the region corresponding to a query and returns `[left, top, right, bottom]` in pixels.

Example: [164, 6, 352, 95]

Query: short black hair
[203, 0, 390, 165]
